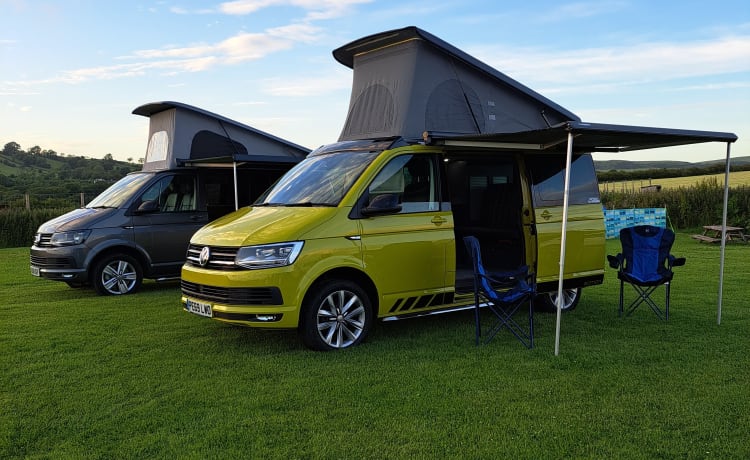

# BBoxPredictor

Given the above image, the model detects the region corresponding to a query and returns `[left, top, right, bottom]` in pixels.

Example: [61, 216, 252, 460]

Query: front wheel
[299, 279, 373, 351]
[537, 287, 581, 312]
[92, 253, 143, 296]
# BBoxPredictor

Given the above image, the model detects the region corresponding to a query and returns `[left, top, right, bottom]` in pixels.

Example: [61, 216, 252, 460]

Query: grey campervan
[30, 102, 309, 295]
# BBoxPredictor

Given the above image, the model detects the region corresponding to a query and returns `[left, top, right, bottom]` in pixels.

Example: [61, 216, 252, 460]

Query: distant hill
[595, 156, 750, 171]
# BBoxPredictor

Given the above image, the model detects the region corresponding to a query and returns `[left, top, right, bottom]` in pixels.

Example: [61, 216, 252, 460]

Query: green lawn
[2, 236, 749, 459]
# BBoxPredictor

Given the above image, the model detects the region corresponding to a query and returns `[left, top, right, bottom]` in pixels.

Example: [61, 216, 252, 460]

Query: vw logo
[198, 246, 210, 267]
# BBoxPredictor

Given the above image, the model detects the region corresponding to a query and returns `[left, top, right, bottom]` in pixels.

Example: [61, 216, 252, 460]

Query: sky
[2, 0, 749, 164]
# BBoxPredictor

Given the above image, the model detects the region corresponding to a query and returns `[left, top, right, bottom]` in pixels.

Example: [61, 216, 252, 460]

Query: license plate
[30, 265, 40, 277]
[186, 297, 212, 318]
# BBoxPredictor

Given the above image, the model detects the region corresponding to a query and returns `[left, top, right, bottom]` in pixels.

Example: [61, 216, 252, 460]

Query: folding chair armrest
[607, 254, 623, 269]
[669, 255, 686, 267]
[481, 266, 531, 289]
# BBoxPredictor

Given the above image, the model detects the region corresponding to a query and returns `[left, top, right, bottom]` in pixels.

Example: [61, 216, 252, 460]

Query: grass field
[2, 236, 749, 459]
[600, 170, 750, 192]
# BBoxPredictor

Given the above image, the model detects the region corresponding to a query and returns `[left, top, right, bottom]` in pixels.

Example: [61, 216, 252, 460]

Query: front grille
[185, 244, 240, 270]
[181, 280, 283, 305]
[30, 255, 74, 269]
[34, 233, 54, 248]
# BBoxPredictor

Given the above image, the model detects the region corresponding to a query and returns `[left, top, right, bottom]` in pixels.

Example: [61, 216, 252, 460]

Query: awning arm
[233, 161, 239, 211]
[554, 131, 575, 356]
[718, 142, 732, 324]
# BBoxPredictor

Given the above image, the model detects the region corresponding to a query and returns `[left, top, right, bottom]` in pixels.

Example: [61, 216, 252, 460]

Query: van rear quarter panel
[534, 203, 605, 286]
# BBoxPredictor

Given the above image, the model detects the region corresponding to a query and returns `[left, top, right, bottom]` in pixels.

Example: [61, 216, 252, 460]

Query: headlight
[236, 242, 304, 269]
[50, 230, 91, 246]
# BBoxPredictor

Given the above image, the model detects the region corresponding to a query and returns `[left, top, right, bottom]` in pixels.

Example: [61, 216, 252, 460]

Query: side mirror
[361, 193, 402, 216]
[135, 200, 159, 213]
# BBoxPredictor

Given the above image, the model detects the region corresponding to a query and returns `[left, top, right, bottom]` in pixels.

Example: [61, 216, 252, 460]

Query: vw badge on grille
[198, 246, 210, 267]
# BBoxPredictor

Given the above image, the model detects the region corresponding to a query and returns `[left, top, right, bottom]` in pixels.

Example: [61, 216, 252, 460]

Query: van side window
[368, 155, 439, 213]
[138, 176, 196, 212]
[526, 154, 600, 207]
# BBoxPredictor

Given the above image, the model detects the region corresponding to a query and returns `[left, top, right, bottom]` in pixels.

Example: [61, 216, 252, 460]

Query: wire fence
[0, 193, 89, 211]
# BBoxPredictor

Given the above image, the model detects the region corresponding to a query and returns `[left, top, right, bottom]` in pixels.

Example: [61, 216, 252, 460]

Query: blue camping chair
[607, 225, 686, 320]
[463, 236, 535, 348]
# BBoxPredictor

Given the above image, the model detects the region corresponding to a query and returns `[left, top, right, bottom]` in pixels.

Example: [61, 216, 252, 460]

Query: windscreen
[256, 150, 379, 206]
[86, 172, 155, 209]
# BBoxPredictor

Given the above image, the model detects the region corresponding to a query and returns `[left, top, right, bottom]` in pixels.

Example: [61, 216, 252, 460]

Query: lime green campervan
[181, 27, 606, 350]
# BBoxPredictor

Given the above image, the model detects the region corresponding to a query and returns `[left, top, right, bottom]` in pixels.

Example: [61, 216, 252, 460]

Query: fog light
[255, 314, 281, 322]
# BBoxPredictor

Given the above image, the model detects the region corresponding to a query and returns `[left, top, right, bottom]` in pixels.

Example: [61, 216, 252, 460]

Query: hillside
[595, 155, 750, 171]
[1, 141, 140, 202]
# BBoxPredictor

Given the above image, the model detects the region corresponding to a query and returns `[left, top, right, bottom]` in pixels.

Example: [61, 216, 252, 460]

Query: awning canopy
[177, 154, 301, 168]
[427, 120, 738, 356]
[425, 120, 738, 152]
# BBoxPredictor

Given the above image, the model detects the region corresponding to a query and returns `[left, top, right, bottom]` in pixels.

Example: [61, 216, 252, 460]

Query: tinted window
[527, 154, 600, 207]
[367, 155, 441, 214]
[137, 175, 196, 212]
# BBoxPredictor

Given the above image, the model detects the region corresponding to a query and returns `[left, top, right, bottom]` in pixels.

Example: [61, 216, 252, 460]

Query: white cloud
[219, 0, 372, 20]
[475, 35, 750, 88]
[537, 1, 629, 22]
[261, 69, 351, 96]
[3, 22, 326, 86]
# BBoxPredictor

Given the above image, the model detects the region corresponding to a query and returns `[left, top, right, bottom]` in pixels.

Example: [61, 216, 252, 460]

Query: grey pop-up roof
[133, 101, 310, 171]
[333, 26, 579, 142]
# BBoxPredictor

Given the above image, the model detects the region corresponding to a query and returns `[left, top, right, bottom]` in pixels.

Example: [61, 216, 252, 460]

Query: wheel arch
[88, 245, 150, 281]
[302, 267, 379, 316]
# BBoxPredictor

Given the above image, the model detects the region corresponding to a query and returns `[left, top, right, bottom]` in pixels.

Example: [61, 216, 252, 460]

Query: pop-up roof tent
[133, 101, 309, 172]
[334, 26, 738, 354]
[132, 101, 310, 210]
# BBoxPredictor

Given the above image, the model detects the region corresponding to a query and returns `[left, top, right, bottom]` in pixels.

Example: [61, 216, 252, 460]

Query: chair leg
[479, 301, 533, 348]
[474, 294, 481, 346]
[623, 284, 668, 321]
[618, 279, 624, 317]
[528, 297, 534, 349]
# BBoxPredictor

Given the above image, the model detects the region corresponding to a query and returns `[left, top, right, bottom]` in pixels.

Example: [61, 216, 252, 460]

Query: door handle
[541, 210, 552, 220]
[431, 216, 447, 225]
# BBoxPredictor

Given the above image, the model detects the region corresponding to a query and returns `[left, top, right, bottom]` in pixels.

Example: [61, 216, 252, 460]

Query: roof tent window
[190, 130, 249, 160]
[341, 84, 395, 138]
[527, 154, 601, 207]
[146, 130, 169, 163]
[426, 79, 484, 133]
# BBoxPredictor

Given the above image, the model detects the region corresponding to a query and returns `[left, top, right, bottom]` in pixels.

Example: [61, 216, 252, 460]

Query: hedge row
[601, 178, 750, 230]
[0, 207, 75, 248]
[2, 180, 749, 248]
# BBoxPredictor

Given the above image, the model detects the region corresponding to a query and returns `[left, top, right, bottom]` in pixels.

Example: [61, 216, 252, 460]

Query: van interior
[445, 153, 526, 293]
[202, 166, 288, 220]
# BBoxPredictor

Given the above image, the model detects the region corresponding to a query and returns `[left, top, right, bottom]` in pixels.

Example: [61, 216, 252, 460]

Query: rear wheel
[299, 279, 373, 351]
[92, 253, 143, 296]
[537, 287, 581, 312]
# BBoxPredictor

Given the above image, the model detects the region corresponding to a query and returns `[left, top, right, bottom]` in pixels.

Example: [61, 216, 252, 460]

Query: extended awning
[425, 120, 738, 152]
[427, 121, 738, 355]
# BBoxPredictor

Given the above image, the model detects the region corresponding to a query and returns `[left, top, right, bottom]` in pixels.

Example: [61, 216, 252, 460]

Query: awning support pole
[717, 142, 732, 325]
[554, 131, 574, 356]
[233, 161, 239, 211]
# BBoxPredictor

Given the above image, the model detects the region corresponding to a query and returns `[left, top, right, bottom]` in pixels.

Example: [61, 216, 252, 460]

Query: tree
[2, 142, 22, 156]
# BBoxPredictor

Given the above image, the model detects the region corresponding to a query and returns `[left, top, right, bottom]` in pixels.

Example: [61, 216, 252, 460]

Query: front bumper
[30, 246, 88, 282]
[180, 266, 302, 329]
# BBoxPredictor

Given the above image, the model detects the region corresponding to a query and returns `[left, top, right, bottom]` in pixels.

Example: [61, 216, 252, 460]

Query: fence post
[25, 193, 30, 210]
[80, 192, 85, 207]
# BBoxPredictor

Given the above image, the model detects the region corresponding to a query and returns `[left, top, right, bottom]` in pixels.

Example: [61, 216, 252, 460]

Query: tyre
[299, 279, 373, 351]
[92, 253, 143, 295]
[537, 287, 581, 312]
